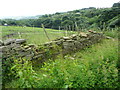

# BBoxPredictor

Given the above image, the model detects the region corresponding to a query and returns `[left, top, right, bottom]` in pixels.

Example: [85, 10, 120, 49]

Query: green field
[1, 26, 76, 44]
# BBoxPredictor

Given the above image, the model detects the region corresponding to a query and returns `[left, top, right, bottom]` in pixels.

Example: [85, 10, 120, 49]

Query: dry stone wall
[1, 31, 106, 65]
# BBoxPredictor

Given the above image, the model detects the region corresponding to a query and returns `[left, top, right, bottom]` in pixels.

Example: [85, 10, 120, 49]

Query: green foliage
[4, 37, 119, 88]
[104, 28, 118, 38]
[7, 58, 41, 88]
[61, 20, 73, 26]
[38, 39, 118, 88]
[108, 15, 120, 28]
[2, 57, 15, 84]
[97, 7, 120, 28]
[113, 2, 120, 7]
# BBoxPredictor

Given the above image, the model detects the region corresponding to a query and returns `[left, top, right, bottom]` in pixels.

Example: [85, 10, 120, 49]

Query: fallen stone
[63, 37, 70, 40]
[0, 46, 7, 52]
[28, 44, 35, 47]
[4, 39, 16, 45]
[44, 42, 52, 46]
[8, 43, 20, 48]
[71, 36, 78, 40]
[66, 40, 74, 42]
[13, 45, 24, 51]
[106, 36, 112, 39]
[0, 40, 4, 46]
[15, 39, 26, 44]
[80, 32, 87, 38]
[24, 46, 30, 49]
[71, 34, 77, 37]
[52, 41, 62, 45]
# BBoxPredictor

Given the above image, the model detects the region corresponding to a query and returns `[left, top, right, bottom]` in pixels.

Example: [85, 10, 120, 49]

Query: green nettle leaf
[18, 71, 23, 77]
[11, 65, 17, 70]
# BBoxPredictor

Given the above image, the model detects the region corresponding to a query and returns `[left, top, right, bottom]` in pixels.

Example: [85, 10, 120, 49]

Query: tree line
[0, 2, 120, 30]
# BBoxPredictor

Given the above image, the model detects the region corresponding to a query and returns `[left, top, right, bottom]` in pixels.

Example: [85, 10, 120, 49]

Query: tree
[52, 19, 61, 29]
[113, 2, 120, 7]
[62, 16, 69, 21]
[61, 20, 73, 26]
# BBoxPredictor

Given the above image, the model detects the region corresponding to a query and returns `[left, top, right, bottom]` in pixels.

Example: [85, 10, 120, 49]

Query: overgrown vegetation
[2, 30, 119, 88]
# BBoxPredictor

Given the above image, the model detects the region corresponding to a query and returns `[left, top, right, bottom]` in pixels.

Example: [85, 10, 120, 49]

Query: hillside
[0, 2, 120, 30]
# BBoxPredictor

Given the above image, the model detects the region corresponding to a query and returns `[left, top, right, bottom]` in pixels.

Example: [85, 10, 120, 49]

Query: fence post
[41, 24, 50, 41]
[65, 25, 68, 36]
[18, 32, 21, 39]
[59, 26, 61, 31]
[68, 25, 71, 36]
[75, 22, 79, 34]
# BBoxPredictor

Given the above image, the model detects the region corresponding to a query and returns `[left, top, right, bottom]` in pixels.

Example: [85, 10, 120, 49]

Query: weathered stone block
[44, 42, 52, 46]
[0, 40, 4, 46]
[4, 39, 16, 45]
[80, 32, 88, 38]
[15, 39, 26, 44]
[63, 37, 70, 40]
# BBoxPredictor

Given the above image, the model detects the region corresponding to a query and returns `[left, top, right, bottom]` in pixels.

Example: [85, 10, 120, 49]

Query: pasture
[1, 26, 76, 44]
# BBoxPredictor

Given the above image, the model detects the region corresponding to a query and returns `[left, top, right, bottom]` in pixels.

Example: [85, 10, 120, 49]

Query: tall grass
[4, 38, 119, 88]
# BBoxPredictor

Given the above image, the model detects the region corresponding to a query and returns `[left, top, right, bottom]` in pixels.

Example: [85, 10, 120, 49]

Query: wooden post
[18, 32, 21, 39]
[69, 25, 71, 31]
[63, 26, 66, 36]
[65, 25, 68, 36]
[68, 25, 71, 36]
[59, 26, 61, 35]
[41, 24, 50, 41]
[59, 26, 61, 31]
[72, 24, 74, 31]
[33, 25, 35, 33]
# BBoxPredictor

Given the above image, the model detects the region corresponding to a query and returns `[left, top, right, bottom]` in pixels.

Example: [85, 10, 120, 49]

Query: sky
[0, 0, 119, 18]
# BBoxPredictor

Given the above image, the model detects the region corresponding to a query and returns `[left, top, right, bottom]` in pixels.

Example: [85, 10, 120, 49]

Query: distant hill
[0, 15, 41, 20]
[0, 2, 120, 29]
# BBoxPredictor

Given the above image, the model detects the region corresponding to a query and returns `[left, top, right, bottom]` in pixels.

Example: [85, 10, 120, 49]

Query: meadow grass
[1, 26, 76, 44]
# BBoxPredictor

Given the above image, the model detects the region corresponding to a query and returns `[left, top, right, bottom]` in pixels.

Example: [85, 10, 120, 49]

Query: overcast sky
[0, 0, 119, 18]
